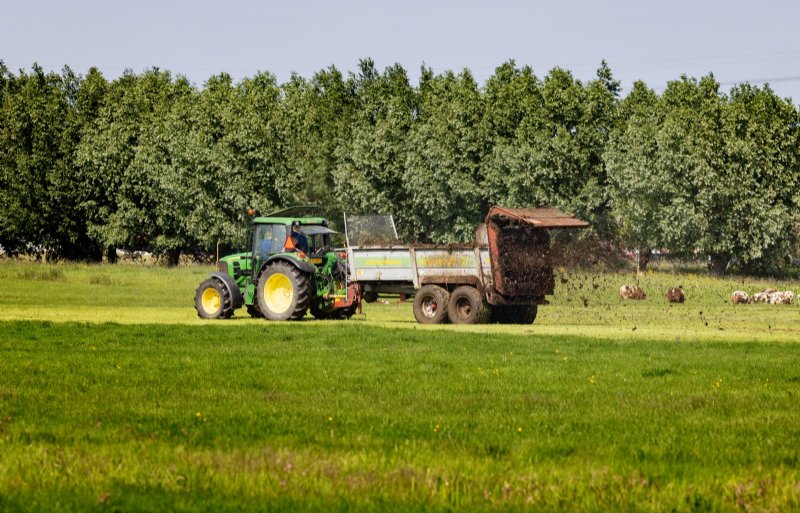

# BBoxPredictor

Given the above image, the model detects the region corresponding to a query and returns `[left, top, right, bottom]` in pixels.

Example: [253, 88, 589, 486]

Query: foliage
[607, 75, 800, 274]
[0, 64, 98, 259]
[2, 60, 800, 275]
[403, 68, 487, 242]
[483, 61, 620, 238]
[76, 68, 182, 258]
[333, 60, 416, 236]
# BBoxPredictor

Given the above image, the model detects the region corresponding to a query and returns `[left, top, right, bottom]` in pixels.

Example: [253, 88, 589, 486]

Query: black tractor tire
[412, 285, 450, 324]
[311, 304, 357, 320]
[363, 291, 379, 303]
[310, 304, 333, 320]
[246, 304, 264, 318]
[447, 286, 490, 324]
[195, 278, 234, 319]
[257, 262, 312, 321]
[337, 304, 358, 319]
[489, 304, 538, 324]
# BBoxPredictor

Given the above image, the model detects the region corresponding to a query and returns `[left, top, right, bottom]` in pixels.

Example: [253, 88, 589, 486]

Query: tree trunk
[638, 248, 652, 272]
[166, 249, 181, 267]
[106, 246, 117, 264]
[708, 253, 728, 276]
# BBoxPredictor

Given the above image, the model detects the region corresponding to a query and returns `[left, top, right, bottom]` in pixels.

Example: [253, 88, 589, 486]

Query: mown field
[0, 260, 799, 512]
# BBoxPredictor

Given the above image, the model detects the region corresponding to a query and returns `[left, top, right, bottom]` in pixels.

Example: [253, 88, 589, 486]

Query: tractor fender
[264, 255, 316, 275]
[209, 271, 244, 309]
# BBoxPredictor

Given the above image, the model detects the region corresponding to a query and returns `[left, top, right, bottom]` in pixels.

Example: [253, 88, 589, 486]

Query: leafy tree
[134, 72, 287, 263]
[713, 83, 800, 273]
[483, 62, 620, 237]
[0, 64, 96, 259]
[333, 60, 417, 231]
[280, 66, 356, 216]
[76, 68, 182, 259]
[605, 80, 668, 268]
[403, 69, 487, 242]
[608, 75, 800, 274]
[229, 71, 287, 218]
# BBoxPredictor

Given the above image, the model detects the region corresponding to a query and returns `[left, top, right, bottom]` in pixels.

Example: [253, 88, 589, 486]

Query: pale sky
[2, 0, 799, 102]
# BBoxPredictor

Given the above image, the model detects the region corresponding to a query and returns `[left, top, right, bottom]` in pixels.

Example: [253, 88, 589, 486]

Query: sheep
[731, 291, 749, 304]
[732, 289, 794, 305]
[751, 289, 794, 305]
[666, 287, 685, 303]
[619, 284, 646, 300]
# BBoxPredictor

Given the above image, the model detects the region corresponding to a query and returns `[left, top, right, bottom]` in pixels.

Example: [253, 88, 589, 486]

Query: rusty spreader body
[345, 206, 588, 325]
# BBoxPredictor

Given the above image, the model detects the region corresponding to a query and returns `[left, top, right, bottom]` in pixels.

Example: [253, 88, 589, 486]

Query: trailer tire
[447, 286, 490, 324]
[490, 304, 538, 324]
[413, 285, 450, 324]
[363, 291, 379, 303]
[257, 262, 311, 321]
[195, 278, 234, 319]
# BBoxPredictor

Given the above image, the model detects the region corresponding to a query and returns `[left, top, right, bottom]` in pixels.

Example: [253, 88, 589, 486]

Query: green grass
[0, 261, 799, 512]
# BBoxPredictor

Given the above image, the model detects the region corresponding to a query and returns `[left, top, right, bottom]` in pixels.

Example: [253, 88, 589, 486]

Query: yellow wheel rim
[265, 273, 293, 314]
[201, 287, 221, 315]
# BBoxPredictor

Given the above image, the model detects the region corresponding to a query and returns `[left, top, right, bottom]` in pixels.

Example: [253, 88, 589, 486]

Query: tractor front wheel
[194, 278, 234, 319]
[257, 262, 312, 321]
[412, 285, 450, 324]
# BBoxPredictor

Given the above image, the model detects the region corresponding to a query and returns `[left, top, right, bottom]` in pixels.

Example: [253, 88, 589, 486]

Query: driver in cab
[288, 222, 309, 253]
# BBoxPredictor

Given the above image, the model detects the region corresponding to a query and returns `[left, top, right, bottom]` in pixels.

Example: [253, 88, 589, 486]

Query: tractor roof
[252, 205, 327, 225]
[253, 216, 328, 225]
[262, 205, 322, 218]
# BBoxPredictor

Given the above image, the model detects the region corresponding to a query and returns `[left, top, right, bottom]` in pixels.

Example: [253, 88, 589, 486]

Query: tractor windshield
[251, 223, 287, 275]
[298, 225, 336, 254]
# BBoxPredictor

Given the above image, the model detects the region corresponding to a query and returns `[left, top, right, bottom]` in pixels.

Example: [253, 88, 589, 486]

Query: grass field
[0, 260, 799, 512]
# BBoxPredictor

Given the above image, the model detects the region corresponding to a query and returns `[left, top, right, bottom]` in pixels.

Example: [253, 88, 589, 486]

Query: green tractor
[194, 207, 358, 321]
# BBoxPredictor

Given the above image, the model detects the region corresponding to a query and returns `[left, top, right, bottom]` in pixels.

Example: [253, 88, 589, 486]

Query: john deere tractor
[194, 207, 358, 321]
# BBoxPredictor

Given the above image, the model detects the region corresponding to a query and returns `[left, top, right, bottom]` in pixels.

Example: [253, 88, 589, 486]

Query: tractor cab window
[252, 223, 287, 273]
[254, 224, 273, 259]
[298, 225, 339, 254]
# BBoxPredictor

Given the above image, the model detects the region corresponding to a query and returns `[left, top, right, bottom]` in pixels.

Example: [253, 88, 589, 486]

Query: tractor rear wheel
[194, 278, 234, 319]
[257, 262, 312, 321]
[447, 286, 489, 324]
[412, 285, 450, 324]
[489, 304, 538, 324]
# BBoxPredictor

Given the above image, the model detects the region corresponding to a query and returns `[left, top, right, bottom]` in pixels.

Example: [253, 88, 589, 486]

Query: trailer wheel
[257, 262, 311, 321]
[194, 278, 234, 319]
[447, 286, 490, 324]
[412, 285, 450, 324]
[490, 305, 538, 324]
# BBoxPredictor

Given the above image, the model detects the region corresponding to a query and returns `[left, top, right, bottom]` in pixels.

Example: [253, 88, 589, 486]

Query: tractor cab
[248, 215, 329, 277]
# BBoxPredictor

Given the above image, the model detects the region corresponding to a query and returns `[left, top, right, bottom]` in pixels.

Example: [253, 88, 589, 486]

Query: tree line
[1, 59, 798, 274]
